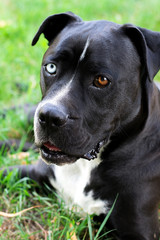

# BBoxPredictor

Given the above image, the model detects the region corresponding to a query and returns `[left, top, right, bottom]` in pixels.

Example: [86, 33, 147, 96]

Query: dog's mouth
[40, 139, 107, 165]
[41, 142, 77, 165]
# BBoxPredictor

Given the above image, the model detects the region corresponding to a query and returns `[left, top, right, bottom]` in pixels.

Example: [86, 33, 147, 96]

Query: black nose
[38, 103, 68, 127]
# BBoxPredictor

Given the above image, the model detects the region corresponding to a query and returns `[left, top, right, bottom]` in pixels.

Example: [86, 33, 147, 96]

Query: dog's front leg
[1, 159, 55, 188]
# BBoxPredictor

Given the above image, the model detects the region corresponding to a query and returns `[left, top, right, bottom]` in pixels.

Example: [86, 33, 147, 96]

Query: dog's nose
[38, 104, 68, 127]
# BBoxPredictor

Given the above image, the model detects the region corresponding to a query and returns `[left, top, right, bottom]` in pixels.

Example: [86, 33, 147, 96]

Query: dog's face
[33, 12, 160, 165]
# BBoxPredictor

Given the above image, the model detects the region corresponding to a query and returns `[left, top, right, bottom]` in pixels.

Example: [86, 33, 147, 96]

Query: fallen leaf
[51, 216, 57, 223]
[8, 129, 21, 138]
[69, 223, 78, 240]
[8, 152, 30, 161]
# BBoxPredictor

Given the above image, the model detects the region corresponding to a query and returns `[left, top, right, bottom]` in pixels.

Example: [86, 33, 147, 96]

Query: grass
[0, 166, 115, 239]
[1, 0, 160, 239]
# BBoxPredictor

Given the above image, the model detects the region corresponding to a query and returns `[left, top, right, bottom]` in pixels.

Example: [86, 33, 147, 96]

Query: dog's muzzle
[35, 103, 108, 165]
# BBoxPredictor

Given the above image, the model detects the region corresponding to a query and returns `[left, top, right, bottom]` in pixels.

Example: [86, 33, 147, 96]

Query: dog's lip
[40, 142, 77, 165]
[40, 138, 107, 165]
[43, 142, 61, 152]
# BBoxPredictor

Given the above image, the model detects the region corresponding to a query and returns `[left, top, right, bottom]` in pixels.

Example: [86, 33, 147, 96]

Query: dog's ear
[32, 12, 82, 46]
[122, 24, 160, 81]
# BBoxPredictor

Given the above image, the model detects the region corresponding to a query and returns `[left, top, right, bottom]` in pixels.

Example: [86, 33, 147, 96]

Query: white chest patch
[49, 157, 109, 216]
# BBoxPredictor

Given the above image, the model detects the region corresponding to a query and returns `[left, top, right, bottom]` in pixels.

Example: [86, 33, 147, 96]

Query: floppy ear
[122, 24, 160, 81]
[32, 12, 82, 46]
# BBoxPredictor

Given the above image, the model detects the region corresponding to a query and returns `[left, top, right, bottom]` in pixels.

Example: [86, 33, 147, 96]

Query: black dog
[4, 12, 160, 240]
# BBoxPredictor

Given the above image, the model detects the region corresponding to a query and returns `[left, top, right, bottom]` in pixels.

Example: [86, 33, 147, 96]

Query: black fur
[3, 12, 160, 240]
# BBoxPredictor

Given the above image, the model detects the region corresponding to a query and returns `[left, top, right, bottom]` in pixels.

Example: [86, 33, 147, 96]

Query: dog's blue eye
[45, 63, 57, 74]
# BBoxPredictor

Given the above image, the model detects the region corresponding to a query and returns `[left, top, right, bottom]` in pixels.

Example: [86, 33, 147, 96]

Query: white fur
[34, 80, 72, 143]
[80, 38, 90, 61]
[49, 157, 109, 216]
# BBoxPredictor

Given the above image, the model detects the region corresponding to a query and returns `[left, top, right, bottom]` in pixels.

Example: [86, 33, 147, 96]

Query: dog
[3, 12, 160, 240]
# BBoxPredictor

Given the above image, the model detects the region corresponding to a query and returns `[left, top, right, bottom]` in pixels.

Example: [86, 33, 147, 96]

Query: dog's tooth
[43, 142, 61, 152]
[83, 152, 92, 160]
[99, 141, 104, 148]
[84, 149, 98, 160]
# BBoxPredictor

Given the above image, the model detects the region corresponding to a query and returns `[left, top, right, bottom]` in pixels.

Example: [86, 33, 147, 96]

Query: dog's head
[33, 12, 160, 165]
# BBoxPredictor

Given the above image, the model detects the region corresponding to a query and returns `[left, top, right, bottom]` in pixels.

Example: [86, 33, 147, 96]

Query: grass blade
[95, 194, 118, 239]
[87, 214, 93, 240]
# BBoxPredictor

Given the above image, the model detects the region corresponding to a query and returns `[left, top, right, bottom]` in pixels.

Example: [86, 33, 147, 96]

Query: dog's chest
[49, 158, 108, 216]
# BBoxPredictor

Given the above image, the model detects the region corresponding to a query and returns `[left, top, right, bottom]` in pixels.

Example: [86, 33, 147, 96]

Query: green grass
[0, 167, 115, 239]
[1, 0, 160, 239]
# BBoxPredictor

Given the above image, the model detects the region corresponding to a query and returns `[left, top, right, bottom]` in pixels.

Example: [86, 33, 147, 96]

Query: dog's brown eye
[93, 76, 110, 88]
